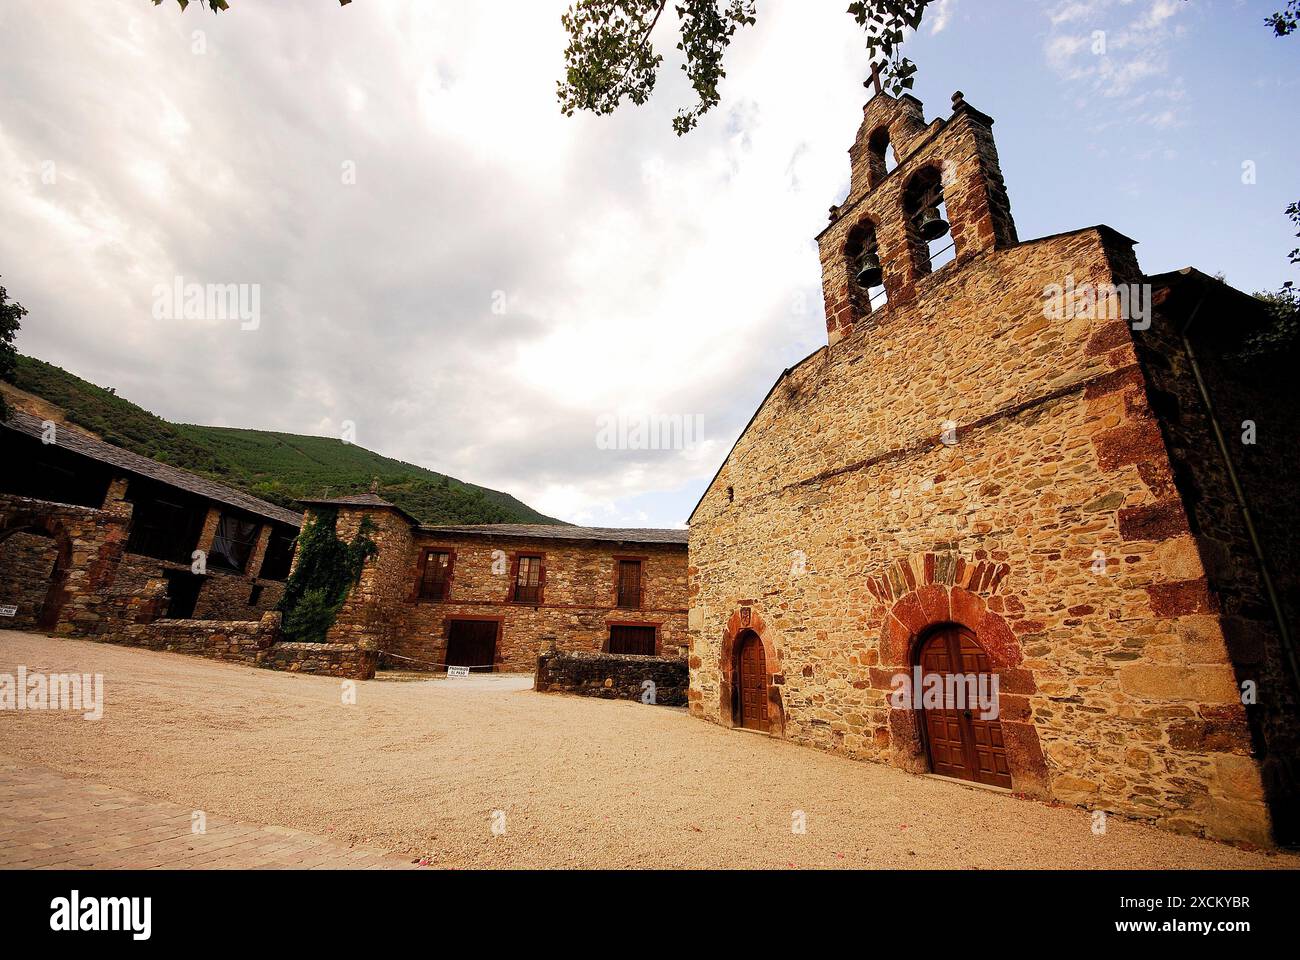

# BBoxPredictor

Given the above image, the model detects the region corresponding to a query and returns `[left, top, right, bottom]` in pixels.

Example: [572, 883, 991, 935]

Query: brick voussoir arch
[719, 605, 785, 736]
[870, 551, 1050, 797]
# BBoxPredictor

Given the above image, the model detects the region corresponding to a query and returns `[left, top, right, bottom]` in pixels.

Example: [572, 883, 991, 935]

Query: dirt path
[1, 630, 1294, 869]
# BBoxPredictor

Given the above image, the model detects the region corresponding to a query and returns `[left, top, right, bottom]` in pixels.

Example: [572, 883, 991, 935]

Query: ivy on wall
[278, 509, 378, 644]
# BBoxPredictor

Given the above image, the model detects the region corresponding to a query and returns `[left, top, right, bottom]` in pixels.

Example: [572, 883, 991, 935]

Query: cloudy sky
[1, 0, 1295, 527]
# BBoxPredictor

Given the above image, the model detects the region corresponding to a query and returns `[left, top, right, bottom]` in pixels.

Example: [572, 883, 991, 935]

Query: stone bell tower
[816, 86, 1018, 345]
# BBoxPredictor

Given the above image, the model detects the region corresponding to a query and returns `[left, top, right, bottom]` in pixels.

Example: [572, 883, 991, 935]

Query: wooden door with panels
[917, 625, 1011, 788]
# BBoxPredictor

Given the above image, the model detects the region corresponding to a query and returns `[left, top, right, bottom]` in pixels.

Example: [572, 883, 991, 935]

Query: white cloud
[930, 0, 958, 34]
[0, 0, 870, 527]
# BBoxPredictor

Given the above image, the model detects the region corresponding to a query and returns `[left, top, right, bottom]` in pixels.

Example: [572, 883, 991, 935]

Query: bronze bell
[918, 205, 950, 242]
[855, 250, 884, 288]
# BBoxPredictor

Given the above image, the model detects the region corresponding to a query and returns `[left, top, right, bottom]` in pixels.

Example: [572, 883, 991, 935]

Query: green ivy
[278, 509, 378, 644]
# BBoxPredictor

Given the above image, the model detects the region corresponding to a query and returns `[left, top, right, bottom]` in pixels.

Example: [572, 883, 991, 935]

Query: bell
[855, 250, 884, 288]
[918, 206, 950, 242]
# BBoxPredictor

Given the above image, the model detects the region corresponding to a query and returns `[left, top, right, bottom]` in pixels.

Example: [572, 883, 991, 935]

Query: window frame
[612, 555, 647, 610]
[508, 552, 546, 605]
[605, 621, 661, 657]
[413, 547, 456, 603]
[257, 526, 298, 582]
[207, 512, 262, 574]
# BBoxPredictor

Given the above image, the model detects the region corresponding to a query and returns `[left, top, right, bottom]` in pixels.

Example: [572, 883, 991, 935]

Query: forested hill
[6, 355, 562, 526]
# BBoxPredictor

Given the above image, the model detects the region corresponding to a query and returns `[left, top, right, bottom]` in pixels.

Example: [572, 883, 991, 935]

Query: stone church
[686, 88, 1299, 846]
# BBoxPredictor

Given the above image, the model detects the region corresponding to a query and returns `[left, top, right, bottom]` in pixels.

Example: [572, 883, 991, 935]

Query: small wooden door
[737, 632, 769, 731]
[608, 625, 656, 656]
[918, 626, 1012, 788]
[446, 620, 499, 673]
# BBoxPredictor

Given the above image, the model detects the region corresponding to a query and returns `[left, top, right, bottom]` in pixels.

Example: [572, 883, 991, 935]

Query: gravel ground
[1, 630, 1295, 870]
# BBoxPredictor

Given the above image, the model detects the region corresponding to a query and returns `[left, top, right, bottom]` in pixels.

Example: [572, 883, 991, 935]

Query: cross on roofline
[865, 61, 884, 97]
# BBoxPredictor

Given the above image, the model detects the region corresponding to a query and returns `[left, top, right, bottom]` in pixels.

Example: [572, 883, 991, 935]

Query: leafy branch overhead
[0, 279, 26, 423]
[558, 0, 932, 135]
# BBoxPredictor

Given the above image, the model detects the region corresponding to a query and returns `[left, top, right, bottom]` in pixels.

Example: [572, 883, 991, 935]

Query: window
[419, 550, 453, 601]
[162, 571, 203, 619]
[208, 513, 260, 573]
[513, 555, 543, 604]
[608, 625, 656, 656]
[248, 583, 264, 606]
[616, 559, 643, 609]
[127, 496, 205, 564]
[258, 527, 297, 582]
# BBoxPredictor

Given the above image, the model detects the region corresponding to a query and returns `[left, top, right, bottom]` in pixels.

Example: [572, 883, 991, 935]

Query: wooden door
[608, 625, 656, 656]
[446, 620, 498, 673]
[737, 632, 768, 731]
[918, 626, 1012, 788]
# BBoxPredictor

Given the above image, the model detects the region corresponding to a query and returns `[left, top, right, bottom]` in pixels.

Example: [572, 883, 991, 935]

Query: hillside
[7, 355, 562, 526]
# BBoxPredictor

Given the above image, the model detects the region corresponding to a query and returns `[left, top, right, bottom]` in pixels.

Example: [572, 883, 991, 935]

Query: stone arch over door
[719, 606, 784, 736]
[869, 554, 1050, 798]
[0, 516, 74, 631]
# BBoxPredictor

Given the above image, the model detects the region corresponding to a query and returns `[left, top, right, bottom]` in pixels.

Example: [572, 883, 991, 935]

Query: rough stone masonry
[687, 88, 1299, 847]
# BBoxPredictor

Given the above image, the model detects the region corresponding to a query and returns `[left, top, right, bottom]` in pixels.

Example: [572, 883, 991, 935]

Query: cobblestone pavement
[0, 760, 420, 869]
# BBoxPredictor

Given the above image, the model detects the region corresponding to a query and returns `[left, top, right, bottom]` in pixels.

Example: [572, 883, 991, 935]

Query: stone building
[0, 409, 300, 633]
[301, 494, 688, 673]
[686, 88, 1299, 846]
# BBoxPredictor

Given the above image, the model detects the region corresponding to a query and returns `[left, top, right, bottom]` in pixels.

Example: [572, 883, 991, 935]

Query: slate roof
[298, 492, 422, 525]
[3, 409, 302, 527]
[420, 523, 689, 547]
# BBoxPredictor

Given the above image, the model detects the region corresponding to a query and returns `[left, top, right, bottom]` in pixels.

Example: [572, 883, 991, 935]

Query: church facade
[686, 89, 1299, 847]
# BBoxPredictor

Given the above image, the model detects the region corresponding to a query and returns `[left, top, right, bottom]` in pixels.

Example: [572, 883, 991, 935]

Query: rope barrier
[377, 650, 498, 671]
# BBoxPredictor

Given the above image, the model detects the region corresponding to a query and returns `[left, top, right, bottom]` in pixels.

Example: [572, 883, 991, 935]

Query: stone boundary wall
[110, 612, 376, 680]
[535, 650, 688, 706]
[260, 641, 377, 679]
[117, 615, 273, 666]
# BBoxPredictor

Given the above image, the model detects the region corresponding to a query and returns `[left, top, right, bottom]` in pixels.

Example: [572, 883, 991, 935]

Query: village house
[300, 494, 688, 672]
[685, 87, 1299, 847]
[0, 407, 689, 680]
[0, 408, 299, 632]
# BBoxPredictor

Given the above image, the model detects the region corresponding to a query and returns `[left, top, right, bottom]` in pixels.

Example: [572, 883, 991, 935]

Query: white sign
[0, 605, 17, 618]
[446, 665, 471, 679]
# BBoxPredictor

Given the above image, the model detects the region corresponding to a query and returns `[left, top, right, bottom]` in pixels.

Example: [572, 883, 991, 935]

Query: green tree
[557, 1, 929, 134]
[1267, 1, 1299, 36]
[1243, 284, 1299, 361]
[0, 279, 27, 422]
[278, 509, 378, 644]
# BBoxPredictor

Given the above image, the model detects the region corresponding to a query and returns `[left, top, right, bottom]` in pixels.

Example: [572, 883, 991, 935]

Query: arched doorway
[916, 624, 1012, 788]
[0, 524, 70, 632]
[736, 630, 768, 731]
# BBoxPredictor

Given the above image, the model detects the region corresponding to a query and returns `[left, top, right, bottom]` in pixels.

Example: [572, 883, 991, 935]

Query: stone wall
[689, 203, 1271, 842]
[391, 535, 689, 672]
[0, 493, 132, 635]
[110, 611, 375, 679]
[1135, 279, 1300, 843]
[323, 507, 416, 653]
[192, 570, 285, 621]
[115, 613, 277, 666]
[535, 649, 689, 706]
[0, 531, 60, 630]
[260, 641, 377, 679]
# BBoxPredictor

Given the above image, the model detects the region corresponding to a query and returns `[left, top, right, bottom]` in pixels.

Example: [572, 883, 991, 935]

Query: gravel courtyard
[1, 630, 1294, 870]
